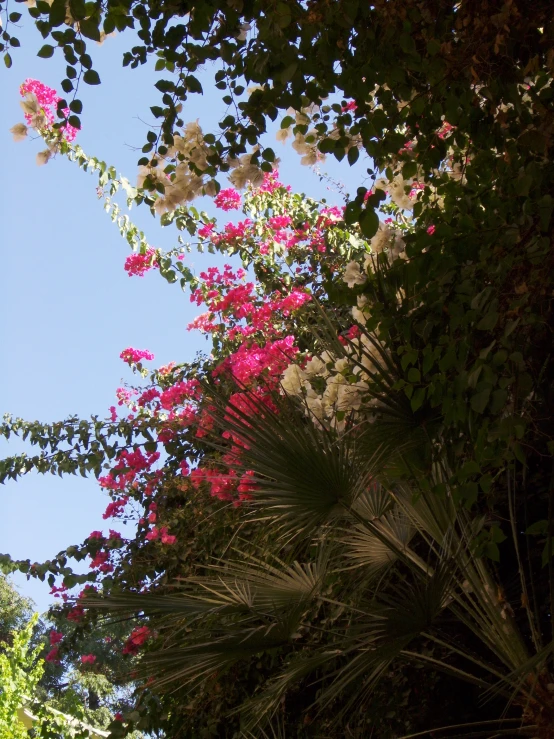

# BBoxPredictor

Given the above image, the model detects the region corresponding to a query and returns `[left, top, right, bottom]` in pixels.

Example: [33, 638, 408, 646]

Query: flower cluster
[120, 347, 155, 365]
[214, 188, 242, 211]
[11, 79, 80, 166]
[124, 248, 158, 277]
[122, 626, 152, 655]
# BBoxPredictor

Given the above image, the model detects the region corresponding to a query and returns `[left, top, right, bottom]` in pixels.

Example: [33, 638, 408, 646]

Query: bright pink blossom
[160, 527, 176, 545]
[67, 605, 85, 623]
[81, 654, 97, 664]
[214, 188, 242, 211]
[20, 78, 79, 141]
[124, 248, 158, 277]
[49, 630, 63, 646]
[198, 223, 215, 239]
[120, 347, 155, 364]
[45, 647, 60, 663]
[101, 497, 129, 518]
[122, 626, 152, 655]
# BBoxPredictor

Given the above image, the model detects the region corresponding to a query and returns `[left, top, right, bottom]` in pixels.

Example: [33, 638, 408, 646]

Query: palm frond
[200, 382, 389, 539]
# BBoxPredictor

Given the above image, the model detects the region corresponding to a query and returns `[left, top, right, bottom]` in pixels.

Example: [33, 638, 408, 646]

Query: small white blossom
[343, 261, 367, 288]
[20, 93, 39, 117]
[10, 123, 28, 142]
[281, 364, 305, 396]
[36, 149, 52, 166]
[304, 356, 328, 377]
[276, 128, 291, 143]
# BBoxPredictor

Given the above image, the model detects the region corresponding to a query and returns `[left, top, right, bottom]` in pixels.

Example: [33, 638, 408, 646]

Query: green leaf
[410, 387, 426, 412]
[186, 75, 203, 94]
[69, 0, 86, 19]
[359, 208, 378, 239]
[347, 146, 359, 165]
[49, 0, 66, 26]
[525, 520, 548, 536]
[477, 312, 498, 331]
[78, 19, 101, 41]
[69, 99, 82, 113]
[83, 69, 101, 85]
[37, 44, 55, 58]
[470, 388, 490, 414]
[3, 52, 12, 68]
[276, 1, 292, 28]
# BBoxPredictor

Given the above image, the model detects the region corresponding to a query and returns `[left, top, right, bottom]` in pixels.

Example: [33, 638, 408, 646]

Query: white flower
[281, 364, 305, 396]
[300, 150, 318, 166]
[183, 120, 203, 140]
[10, 123, 28, 142]
[292, 134, 309, 155]
[352, 294, 371, 325]
[336, 381, 365, 412]
[295, 112, 310, 125]
[389, 175, 414, 210]
[343, 261, 367, 288]
[20, 93, 39, 117]
[323, 374, 344, 406]
[276, 128, 291, 143]
[203, 179, 218, 197]
[334, 357, 351, 374]
[305, 395, 324, 420]
[368, 222, 394, 254]
[304, 356, 328, 377]
[36, 149, 52, 166]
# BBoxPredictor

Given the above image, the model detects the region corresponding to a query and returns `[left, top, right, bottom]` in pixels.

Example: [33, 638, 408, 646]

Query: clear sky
[0, 18, 367, 613]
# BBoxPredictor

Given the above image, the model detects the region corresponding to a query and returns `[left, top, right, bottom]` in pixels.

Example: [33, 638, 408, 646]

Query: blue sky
[0, 18, 367, 612]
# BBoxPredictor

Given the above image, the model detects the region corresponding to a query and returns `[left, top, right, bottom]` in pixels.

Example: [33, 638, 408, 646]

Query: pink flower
[114, 713, 123, 721]
[81, 654, 97, 664]
[346, 325, 361, 339]
[341, 100, 357, 112]
[88, 530, 103, 540]
[198, 223, 215, 239]
[20, 78, 79, 141]
[89, 550, 110, 569]
[160, 527, 176, 545]
[145, 528, 159, 541]
[45, 646, 60, 663]
[426, 224, 436, 235]
[49, 630, 64, 646]
[120, 347, 155, 364]
[122, 626, 152, 654]
[50, 584, 68, 596]
[255, 170, 290, 194]
[214, 188, 242, 211]
[101, 497, 129, 519]
[67, 605, 85, 623]
[124, 248, 158, 277]
[268, 215, 292, 230]
[109, 406, 117, 421]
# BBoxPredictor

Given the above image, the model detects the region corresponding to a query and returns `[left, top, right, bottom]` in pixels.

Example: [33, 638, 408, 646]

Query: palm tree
[88, 287, 554, 738]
